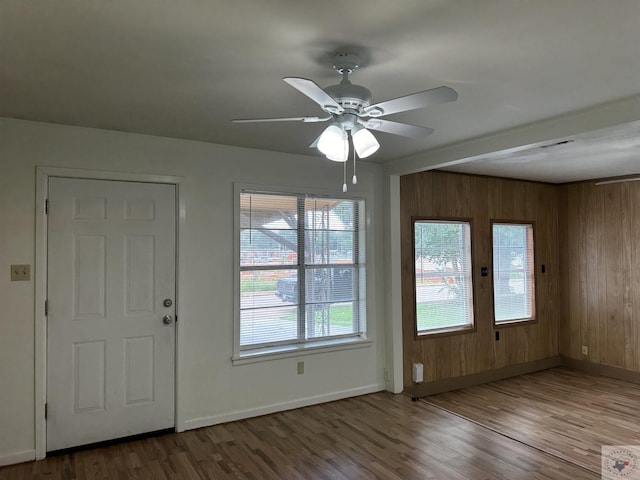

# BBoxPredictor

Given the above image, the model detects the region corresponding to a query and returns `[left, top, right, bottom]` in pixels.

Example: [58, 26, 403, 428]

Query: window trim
[233, 182, 369, 363]
[412, 216, 477, 339]
[490, 219, 538, 327]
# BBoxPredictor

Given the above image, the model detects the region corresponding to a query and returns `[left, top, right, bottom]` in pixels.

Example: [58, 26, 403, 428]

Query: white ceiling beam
[384, 94, 640, 177]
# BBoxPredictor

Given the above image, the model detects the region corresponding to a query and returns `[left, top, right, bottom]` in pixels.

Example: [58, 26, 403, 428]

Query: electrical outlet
[11, 264, 31, 281]
[297, 361, 304, 375]
[581, 345, 588, 356]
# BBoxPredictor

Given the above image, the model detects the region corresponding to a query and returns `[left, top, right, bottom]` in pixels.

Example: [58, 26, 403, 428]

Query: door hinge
[45, 199, 49, 214]
[45, 300, 48, 316]
[45, 403, 48, 419]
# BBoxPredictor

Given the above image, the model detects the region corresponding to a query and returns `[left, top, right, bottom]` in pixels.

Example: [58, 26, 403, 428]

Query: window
[238, 190, 365, 354]
[492, 222, 536, 324]
[413, 219, 474, 335]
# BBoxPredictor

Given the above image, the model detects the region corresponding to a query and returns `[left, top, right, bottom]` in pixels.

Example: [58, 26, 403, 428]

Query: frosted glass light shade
[318, 124, 348, 162]
[326, 141, 348, 162]
[352, 125, 380, 158]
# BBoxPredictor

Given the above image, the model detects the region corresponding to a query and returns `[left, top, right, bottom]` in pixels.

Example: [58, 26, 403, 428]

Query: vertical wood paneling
[567, 185, 582, 359]
[401, 171, 559, 386]
[604, 186, 624, 367]
[621, 183, 634, 369]
[632, 185, 640, 372]
[549, 187, 560, 355]
[537, 185, 557, 358]
[596, 191, 607, 361]
[557, 187, 570, 356]
[470, 177, 489, 372]
[560, 179, 640, 373]
[596, 186, 608, 368]
[585, 185, 599, 363]
[577, 184, 589, 361]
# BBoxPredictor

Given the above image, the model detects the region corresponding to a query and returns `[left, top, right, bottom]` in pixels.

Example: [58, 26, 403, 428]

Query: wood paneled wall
[400, 171, 560, 386]
[559, 180, 640, 372]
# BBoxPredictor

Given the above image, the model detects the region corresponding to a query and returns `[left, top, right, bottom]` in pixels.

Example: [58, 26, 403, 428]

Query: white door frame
[35, 166, 186, 459]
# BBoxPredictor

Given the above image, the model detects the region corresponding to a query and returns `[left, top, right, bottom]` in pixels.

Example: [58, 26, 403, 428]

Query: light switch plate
[11, 264, 31, 281]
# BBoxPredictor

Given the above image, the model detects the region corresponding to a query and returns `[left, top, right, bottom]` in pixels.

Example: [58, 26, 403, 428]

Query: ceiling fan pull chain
[343, 159, 348, 193]
[352, 148, 358, 185]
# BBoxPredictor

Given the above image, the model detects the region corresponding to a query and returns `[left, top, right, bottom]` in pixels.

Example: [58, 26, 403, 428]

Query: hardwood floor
[425, 367, 640, 475]
[1, 369, 626, 479]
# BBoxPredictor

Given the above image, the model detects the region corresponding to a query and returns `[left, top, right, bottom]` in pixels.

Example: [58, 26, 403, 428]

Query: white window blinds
[413, 220, 474, 334]
[239, 191, 364, 350]
[492, 223, 536, 324]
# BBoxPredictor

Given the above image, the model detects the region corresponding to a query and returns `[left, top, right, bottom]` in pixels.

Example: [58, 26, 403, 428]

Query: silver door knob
[162, 315, 174, 325]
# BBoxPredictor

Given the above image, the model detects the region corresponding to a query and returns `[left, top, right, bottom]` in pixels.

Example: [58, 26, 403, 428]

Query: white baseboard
[0, 449, 36, 467]
[180, 383, 385, 432]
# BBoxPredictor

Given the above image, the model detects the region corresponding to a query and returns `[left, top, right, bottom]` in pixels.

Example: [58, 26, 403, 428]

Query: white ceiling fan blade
[364, 119, 434, 138]
[232, 116, 332, 123]
[363, 86, 458, 117]
[283, 77, 344, 115]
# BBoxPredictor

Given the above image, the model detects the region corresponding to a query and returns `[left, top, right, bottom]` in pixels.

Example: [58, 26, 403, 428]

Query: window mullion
[296, 197, 306, 341]
[352, 202, 360, 332]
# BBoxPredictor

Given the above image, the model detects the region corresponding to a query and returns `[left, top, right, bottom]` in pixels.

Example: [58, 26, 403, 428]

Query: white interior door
[46, 177, 176, 451]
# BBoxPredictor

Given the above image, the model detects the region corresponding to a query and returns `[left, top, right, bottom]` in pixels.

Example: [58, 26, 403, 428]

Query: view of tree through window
[239, 191, 364, 350]
[492, 222, 535, 324]
[413, 219, 474, 335]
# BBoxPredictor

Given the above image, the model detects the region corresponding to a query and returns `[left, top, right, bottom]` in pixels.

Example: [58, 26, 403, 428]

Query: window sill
[415, 324, 476, 339]
[494, 318, 537, 328]
[232, 337, 373, 365]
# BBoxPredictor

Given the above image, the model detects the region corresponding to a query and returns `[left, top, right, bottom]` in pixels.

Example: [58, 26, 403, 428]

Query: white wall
[0, 117, 386, 464]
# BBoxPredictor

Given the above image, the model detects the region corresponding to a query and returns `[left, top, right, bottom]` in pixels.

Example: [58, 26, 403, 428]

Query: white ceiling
[443, 122, 640, 183]
[3, 0, 640, 183]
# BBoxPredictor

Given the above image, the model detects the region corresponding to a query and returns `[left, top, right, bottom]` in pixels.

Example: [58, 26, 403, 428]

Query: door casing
[35, 166, 186, 459]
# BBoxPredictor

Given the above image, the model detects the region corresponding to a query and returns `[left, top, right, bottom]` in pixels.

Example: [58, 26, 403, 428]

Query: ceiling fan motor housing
[325, 83, 371, 114]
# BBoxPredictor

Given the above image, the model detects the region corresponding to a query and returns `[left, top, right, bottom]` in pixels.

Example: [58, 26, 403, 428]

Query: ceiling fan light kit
[326, 148, 348, 163]
[318, 123, 348, 161]
[352, 124, 380, 158]
[232, 51, 458, 189]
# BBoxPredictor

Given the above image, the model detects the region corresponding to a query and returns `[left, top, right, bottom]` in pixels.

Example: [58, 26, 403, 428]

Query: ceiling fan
[233, 52, 458, 189]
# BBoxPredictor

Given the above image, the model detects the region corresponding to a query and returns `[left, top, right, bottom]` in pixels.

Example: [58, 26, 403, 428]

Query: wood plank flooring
[1, 377, 605, 479]
[425, 367, 640, 475]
